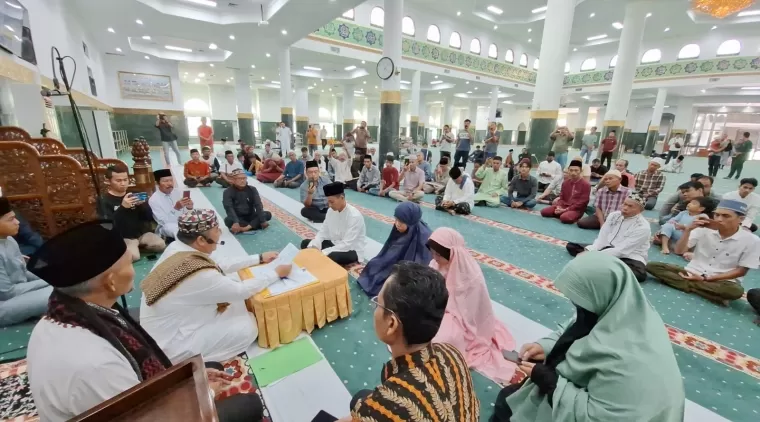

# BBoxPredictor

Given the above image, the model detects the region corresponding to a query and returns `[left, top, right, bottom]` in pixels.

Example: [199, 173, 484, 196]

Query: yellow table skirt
[239, 249, 352, 348]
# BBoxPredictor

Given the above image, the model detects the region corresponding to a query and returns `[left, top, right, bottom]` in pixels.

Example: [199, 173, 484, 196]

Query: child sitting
[654, 197, 714, 254]
[662, 155, 685, 173]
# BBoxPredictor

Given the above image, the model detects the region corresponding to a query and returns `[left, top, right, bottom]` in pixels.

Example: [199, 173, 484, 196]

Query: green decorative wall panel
[563, 56, 760, 87]
[212, 120, 235, 143]
[312, 20, 537, 85]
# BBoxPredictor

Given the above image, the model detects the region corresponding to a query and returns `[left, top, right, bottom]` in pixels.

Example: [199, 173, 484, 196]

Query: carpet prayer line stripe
[341, 201, 760, 381]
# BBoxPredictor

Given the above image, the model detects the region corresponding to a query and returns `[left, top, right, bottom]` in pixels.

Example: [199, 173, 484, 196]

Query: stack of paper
[245, 243, 319, 296]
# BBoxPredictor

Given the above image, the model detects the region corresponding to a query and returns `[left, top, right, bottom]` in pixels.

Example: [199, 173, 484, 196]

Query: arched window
[519, 53, 528, 67]
[370, 7, 384, 27]
[448, 31, 461, 49]
[580, 58, 597, 71]
[341, 9, 354, 20]
[564, 62, 570, 73]
[427, 25, 441, 43]
[609, 55, 618, 68]
[505, 49, 514, 63]
[678, 43, 700, 59]
[533, 58, 539, 70]
[488, 43, 498, 59]
[470, 38, 481, 54]
[640, 48, 661, 64]
[402, 16, 415, 36]
[717, 39, 741, 56]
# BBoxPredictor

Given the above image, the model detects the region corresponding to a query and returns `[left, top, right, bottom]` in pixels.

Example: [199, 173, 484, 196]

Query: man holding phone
[300, 161, 331, 223]
[100, 164, 165, 261]
[155, 113, 182, 165]
[149, 169, 194, 239]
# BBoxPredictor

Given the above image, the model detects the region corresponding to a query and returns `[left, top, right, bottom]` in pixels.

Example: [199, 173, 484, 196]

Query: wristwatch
[258, 255, 263, 265]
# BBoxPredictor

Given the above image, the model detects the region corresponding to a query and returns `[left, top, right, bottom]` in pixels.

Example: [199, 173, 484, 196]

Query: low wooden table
[238, 249, 352, 348]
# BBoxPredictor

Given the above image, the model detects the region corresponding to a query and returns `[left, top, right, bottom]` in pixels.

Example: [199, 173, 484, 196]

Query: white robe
[140, 241, 278, 363]
[148, 189, 185, 238]
[308, 203, 366, 261]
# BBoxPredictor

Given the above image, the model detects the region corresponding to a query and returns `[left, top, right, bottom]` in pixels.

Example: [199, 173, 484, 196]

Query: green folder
[248, 338, 324, 387]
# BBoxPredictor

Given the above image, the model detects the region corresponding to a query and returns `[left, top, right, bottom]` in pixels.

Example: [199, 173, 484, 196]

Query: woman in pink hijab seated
[427, 227, 517, 384]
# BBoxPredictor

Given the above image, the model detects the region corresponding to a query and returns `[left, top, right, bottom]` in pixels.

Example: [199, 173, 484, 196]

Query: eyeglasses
[370, 296, 397, 317]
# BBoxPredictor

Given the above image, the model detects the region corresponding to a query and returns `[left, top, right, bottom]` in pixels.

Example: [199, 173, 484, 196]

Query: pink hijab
[429, 228, 517, 384]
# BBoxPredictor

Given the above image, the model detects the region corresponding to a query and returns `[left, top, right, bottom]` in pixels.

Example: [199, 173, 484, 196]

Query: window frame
[470, 38, 481, 55]
[505, 49, 514, 63]
[370, 6, 384, 28]
[640, 48, 662, 64]
[609, 55, 618, 68]
[580, 57, 597, 71]
[402, 16, 415, 36]
[716, 39, 741, 57]
[519, 53, 528, 68]
[677, 43, 700, 60]
[341, 9, 354, 20]
[488, 43, 498, 59]
[427, 24, 441, 44]
[448, 31, 461, 49]
[533, 58, 539, 70]
[564, 62, 570, 73]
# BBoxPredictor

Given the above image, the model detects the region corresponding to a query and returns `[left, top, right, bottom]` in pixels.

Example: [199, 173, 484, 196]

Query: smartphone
[183, 190, 191, 199]
[134, 192, 148, 202]
[502, 350, 522, 364]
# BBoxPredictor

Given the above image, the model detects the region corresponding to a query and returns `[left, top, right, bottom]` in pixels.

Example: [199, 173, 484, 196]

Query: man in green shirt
[726, 132, 753, 180]
[473, 156, 509, 207]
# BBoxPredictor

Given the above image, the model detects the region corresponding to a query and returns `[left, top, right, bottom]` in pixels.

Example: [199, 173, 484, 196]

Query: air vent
[575, 88, 582, 91]
[443, 69, 450, 74]
[330, 46, 340, 53]
[105, 52, 125, 56]
[708, 77, 720, 82]
[475, 76, 481, 80]
[228, 2, 238, 6]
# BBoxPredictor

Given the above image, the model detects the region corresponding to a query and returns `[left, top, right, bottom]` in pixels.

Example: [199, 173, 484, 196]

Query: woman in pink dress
[427, 227, 517, 384]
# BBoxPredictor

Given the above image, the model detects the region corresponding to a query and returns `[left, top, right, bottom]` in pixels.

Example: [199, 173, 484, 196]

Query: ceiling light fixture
[664, 27, 670, 32]
[528, 28, 532, 32]
[198, 73, 206, 77]
[646, 12, 652, 17]
[261, 76, 265, 80]
[700, 89, 706, 93]
[136, 19, 143, 25]
[711, 25, 718, 30]
[209, 43, 218, 50]
[303, 66, 322, 71]
[457, 11, 461, 16]
[5, 2, 22, 9]
[107, 27, 115, 33]
[737, 10, 760, 17]
[281, 30, 287, 35]
[185, 0, 217, 7]
[374, 86, 377, 89]
[581, 95, 590, 100]
[144, 55, 150, 59]
[116, 47, 122, 52]
[142, 35, 151, 40]
[251, 65, 256, 68]
[589, 12, 595, 18]
[361, 60, 366, 64]
[226, 79, 230, 83]
[430, 80, 443, 85]
[573, 47, 578, 51]
[741, 86, 760, 90]
[435, 75, 439, 79]
[320, 78, 324, 81]
[271, 81, 280, 84]
[465, 81, 469, 84]
[165, 45, 192, 52]
[363, 81, 367, 84]
[531, 6, 547, 14]
[467, 91, 473, 94]
[344, 65, 357, 71]
[438, 91, 442, 94]
[612, 22, 623, 29]
[528, 38, 532, 42]
[194, 78, 200, 83]
[265, 53, 271, 57]
[487, 5, 504, 15]
[493, 25, 498, 30]
[587, 34, 607, 41]
[229, 35, 235, 40]
[400, 80, 411, 84]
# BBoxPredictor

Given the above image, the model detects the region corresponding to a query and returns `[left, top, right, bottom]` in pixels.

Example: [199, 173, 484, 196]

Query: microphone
[219, 241, 226, 245]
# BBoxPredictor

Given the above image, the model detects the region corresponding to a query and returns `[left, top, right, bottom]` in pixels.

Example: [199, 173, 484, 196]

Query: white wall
[257, 88, 281, 121]
[181, 83, 211, 117]
[103, 54, 184, 110]
[208, 84, 237, 120]
[308, 93, 320, 122]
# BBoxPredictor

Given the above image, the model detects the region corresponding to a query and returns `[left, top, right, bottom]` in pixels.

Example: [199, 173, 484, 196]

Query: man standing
[216, 150, 244, 188]
[275, 122, 292, 156]
[183, 149, 214, 187]
[200, 146, 220, 182]
[726, 132, 753, 180]
[357, 155, 381, 193]
[305, 124, 319, 156]
[100, 164, 165, 261]
[389, 157, 426, 203]
[599, 130, 618, 169]
[274, 151, 305, 189]
[301, 161, 332, 223]
[369, 156, 399, 197]
[707, 134, 725, 177]
[197, 116, 214, 151]
[549, 126, 573, 168]
[320, 125, 328, 149]
[439, 124, 455, 160]
[577, 170, 629, 230]
[155, 113, 182, 165]
[540, 160, 591, 224]
[722, 177, 759, 232]
[666, 133, 683, 164]
[566, 191, 651, 283]
[647, 199, 760, 305]
[474, 156, 509, 207]
[351, 121, 371, 160]
[634, 157, 666, 210]
[436, 166, 475, 215]
[222, 169, 272, 234]
[0, 197, 52, 327]
[501, 160, 537, 209]
[484, 122, 500, 159]
[149, 169, 193, 239]
[454, 119, 474, 169]
[537, 151, 562, 192]
[580, 126, 597, 164]
[301, 182, 366, 265]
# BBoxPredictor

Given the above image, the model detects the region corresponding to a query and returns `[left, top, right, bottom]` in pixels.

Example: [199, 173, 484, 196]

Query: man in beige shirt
[351, 121, 371, 175]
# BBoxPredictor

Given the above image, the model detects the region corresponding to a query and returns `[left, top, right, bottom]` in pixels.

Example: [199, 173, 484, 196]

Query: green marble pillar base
[643, 127, 658, 156]
[501, 130, 513, 144]
[380, 103, 400, 160]
[517, 131, 526, 145]
[409, 121, 419, 144]
[573, 130, 584, 149]
[343, 122, 354, 140]
[601, 122, 625, 159]
[238, 117, 254, 143]
[526, 111, 558, 162]
[212, 120, 235, 143]
[368, 125, 379, 142]
[296, 118, 309, 141]
[281, 113, 293, 133]
[335, 124, 343, 141]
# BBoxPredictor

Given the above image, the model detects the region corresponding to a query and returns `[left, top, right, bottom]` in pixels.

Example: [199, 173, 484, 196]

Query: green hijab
[506, 252, 684, 421]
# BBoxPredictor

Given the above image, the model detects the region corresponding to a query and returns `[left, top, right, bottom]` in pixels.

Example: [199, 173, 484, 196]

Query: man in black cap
[222, 169, 272, 234]
[148, 169, 193, 239]
[26, 220, 265, 421]
[301, 182, 366, 265]
[0, 197, 52, 327]
[100, 163, 165, 261]
[301, 160, 331, 223]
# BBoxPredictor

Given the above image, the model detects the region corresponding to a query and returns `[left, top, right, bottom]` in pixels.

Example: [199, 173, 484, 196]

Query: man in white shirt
[329, 150, 357, 189]
[647, 199, 760, 305]
[276, 122, 292, 156]
[537, 151, 563, 192]
[435, 166, 475, 216]
[148, 169, 193, 239]
[566, 191, 651, 282]
[721, 177, 758, 232]
[141, 209, 290, 363]
[666, 134, 683, 164]
[439, 124, 455, 160]
[216, 150, 245, 188]
[320, 125, 328, 149]
[26, 221, 264, 422]
[300, 182, 366, 266]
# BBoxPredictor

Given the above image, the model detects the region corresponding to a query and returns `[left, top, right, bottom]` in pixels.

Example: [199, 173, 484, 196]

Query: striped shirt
[352, 343, 479, 422]
[594, 186, 630, 218]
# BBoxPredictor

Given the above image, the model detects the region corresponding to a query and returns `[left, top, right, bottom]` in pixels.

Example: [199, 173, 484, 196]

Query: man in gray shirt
[500, 160, 538, 209]
[155, 113, 182, 165]
[301, 160, 331, 223]
[357, 155, 381, 193]
[580, 126, 598, 164]
[484, 122, 500, 159]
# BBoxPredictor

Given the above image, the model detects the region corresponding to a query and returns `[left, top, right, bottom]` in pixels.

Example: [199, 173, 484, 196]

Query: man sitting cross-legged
[216, 150, 245, 188]
[389, 157, 425, 203]
[149, 169, 193, 239]
[536, 168, 566, 205]
[356, 154, 381, 193]
[634, 157, 666, 210]
[540, 160, 591, 224]
[300, 182, 366, 266]
[423, 157, 450, 195]
[301, 160, 332, 223]
[435, 166, 475, 216]
[222, 169, 272, 234]
[577, 169, 629, 230]
[369, 155, 399, 197]
[26, 221, 266, 422]
[184, 149, 214, 188]
[141, 208, 290, 363]
[566, 191, 651, 282]
[273, 151, 304, 189]
[647, 199, 760, 305]
[500, 159, 537, 209]
[473, 155, 509, 207]
[344, 262, 479, 422]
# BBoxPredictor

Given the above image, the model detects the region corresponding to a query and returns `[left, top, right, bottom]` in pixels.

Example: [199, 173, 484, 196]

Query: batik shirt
[352, 343, 479, 422]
